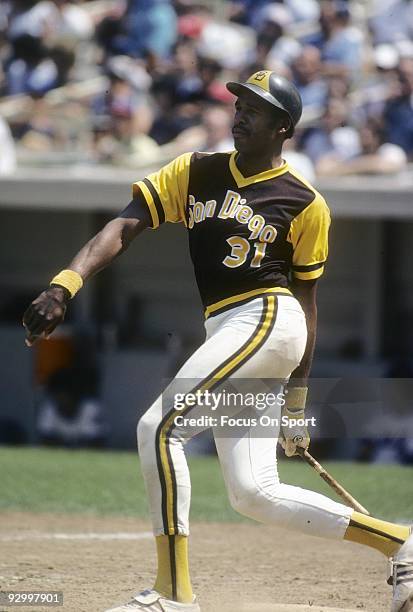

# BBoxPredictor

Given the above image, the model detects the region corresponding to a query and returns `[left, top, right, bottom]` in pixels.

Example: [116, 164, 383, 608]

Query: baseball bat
[295, 446, 370, 515]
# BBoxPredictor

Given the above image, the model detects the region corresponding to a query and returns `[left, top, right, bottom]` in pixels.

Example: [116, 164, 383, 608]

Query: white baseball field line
[238, 603, 367, 612]
[0, 531, 153, 541]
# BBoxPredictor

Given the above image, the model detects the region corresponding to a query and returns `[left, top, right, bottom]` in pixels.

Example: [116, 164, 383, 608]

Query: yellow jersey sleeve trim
[132, 180, 160, 230]
[145, 152, 192, 225]
[293, 267, 325, 281]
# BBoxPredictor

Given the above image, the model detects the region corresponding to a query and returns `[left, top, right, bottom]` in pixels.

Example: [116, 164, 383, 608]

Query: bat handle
[295, 447, 370, 515]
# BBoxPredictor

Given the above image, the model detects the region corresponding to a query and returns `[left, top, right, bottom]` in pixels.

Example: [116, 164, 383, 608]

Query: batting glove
[280, 386, 310, 457]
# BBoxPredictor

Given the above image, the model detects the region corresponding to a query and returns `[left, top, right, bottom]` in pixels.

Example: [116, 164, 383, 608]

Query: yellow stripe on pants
[158, 296, 277, 535]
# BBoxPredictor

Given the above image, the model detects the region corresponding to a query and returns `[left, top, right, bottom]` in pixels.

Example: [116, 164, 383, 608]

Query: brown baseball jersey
[133, 151, 330, 317]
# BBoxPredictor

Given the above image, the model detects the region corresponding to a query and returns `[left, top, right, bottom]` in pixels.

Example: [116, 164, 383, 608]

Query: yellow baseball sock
[345, 511, 410, 557]
[153, 535, 193, 603]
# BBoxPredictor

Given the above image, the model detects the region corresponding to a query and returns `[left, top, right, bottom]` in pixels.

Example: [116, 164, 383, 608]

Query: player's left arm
[289, 277, 318, 385]
[281, 191, 330, 457]
[280, 278, 318, 457]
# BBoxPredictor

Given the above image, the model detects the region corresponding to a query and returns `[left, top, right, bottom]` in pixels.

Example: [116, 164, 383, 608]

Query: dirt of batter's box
[0, 512, 390, 612]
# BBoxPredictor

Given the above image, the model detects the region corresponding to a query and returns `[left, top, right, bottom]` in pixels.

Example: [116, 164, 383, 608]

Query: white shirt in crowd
[0, 118, 17, 175]
[37, 399, 105, 443]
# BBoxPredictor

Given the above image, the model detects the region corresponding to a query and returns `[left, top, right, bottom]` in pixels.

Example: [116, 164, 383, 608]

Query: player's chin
[233, 140, 262, 157]
[233, 134, 251, 153]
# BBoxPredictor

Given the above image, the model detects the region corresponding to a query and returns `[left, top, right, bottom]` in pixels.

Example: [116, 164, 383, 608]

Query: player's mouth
[232, 126, 249, 138]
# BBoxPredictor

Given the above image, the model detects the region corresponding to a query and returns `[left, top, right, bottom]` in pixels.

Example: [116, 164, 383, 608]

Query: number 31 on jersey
[224, 237, 268, 269]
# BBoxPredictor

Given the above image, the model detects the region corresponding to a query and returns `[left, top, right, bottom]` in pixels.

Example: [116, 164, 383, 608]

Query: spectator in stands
[5, 34, 58, 95]
[228, 0, 274, 29]
[37, 367, 106, 448]
[353, 44, 401, 124]
[172, 38, 203, 103]
[284, 0, 320, 25]
[283, 135, 316, 181]
[46, 0, 94, 44]
[6, 0, 55, 41]
[197, 11, 255, 71]
[369, 0, 413, 46]
[149, 75, 187, 145]
[384, 57, 413, 157]
[200, 105, 234, 151]
[165, 103, 234, 154]
[148, 41, 205, 145]
[166, 46, 228, 108]
[92, 69, 151, 129]
[256, 3, 301, 73]
[315, 116, 407, 176]
[91, 115, 115, 163]
[318, 0, 364, 79]
[228, 0, 318, 33]
[7, 0, 94, 45]
[93, 102, 159, 166]
[0, 116, 16, 174]
[301, 98, 360, 171]
[89, 61, 155, 162]
[112, 0, 178, 59]
[292, 45, 328, 113]
[15, 96, 58, 152]
[114, 103, 158, 163]
[198, 56, 231, 104]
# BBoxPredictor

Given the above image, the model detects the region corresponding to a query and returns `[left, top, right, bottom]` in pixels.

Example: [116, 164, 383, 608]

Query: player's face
[232, 90, 290, 156]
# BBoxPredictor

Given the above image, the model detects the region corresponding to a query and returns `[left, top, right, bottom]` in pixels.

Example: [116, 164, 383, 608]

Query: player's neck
[235, 151, 284, 178]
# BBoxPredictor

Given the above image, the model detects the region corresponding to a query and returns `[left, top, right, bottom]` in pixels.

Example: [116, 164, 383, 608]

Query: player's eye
[248, 105, 259, 114]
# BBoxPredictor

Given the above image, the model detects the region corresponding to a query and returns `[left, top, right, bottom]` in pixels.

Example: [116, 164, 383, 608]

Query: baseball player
[23, 71, 413, 612]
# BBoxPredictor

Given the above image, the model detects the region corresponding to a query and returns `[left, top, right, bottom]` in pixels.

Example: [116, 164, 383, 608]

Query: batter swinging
[23, 71, 413, 612]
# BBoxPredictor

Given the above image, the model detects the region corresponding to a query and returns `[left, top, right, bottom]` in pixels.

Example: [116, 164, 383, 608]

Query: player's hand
[22, 286, 69, 347]
[280, 387, 310, 457]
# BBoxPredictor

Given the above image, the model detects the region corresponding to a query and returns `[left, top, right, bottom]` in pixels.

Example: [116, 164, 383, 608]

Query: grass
[1, 446, 412, 522]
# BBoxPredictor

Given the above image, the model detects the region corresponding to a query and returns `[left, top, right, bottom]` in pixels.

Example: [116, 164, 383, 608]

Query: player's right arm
[68, 200, 151, 281]
[22, 199, 151, 347]
[23, 153, 192, 347]
[23, 153, 192, 346]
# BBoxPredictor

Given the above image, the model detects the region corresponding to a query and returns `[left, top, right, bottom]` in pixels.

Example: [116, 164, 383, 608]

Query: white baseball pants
[137, 294, 353, 538]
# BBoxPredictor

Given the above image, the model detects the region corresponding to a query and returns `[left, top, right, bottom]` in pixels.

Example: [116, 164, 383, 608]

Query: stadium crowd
[0, 0, 413, 177]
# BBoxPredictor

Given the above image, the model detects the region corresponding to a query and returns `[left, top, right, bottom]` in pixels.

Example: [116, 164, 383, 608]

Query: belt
[204, 287, 293, 319]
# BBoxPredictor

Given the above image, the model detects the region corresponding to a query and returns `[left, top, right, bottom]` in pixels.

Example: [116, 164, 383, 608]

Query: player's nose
[233, 113, 248, 129]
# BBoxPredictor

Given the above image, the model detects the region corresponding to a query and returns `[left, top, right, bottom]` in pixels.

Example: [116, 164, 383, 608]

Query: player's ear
[277, 117, 291, 137]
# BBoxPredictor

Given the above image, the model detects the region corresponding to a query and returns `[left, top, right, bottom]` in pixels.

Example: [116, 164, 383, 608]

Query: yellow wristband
[285, 386, 308, 410]
[50, 269, 83, 298]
